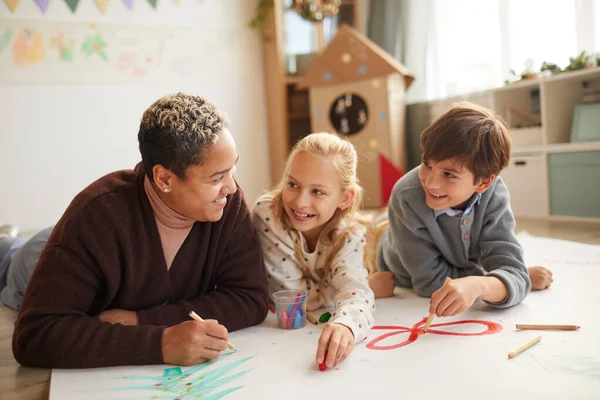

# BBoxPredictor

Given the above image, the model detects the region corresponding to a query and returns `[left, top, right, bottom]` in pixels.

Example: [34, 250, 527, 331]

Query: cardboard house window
[329, 93, 368, 136]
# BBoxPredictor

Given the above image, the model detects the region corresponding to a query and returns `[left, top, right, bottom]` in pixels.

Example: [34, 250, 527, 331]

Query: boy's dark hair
[138, 92, 230, 181]
[420, 102, 511, 183]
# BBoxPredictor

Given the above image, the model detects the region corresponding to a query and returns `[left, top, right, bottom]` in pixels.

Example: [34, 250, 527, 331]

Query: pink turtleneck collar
[144, 176, 194, 269]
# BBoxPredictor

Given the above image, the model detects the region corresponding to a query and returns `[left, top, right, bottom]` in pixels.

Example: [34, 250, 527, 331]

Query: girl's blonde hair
[269, 132, 366, 278]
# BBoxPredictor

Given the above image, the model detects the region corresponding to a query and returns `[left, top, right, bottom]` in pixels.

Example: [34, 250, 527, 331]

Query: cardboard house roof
[297, 24, 414, 90]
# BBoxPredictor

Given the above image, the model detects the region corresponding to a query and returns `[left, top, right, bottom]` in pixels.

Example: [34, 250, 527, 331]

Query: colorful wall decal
[12, 29, 45, 66]
[51, 30, 74, 61]
[3, 0, 20, 13]
[64, 0, 79, 13]
[121, 0, 133, 10]
[81, 32, 108, 60]
[147, 0, 157, 9]
[0, 29, 12, 54]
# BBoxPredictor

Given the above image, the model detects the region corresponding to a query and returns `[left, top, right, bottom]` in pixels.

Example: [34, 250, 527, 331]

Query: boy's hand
[528, 266, 553, 290]
[429, 277, 483, 317]
[316, 323, 355, 369]
[368, 271, 395, 298]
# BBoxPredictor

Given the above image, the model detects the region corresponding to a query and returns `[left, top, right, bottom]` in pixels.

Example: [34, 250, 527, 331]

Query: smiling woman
[11, 93, 269, 369]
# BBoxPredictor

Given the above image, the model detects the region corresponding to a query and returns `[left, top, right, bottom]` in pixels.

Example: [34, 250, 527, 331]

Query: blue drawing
[358, 65, 367, 75]
[316, 109, 323, 117]
[106, 353, 255, 399]
[323, 72, 332, 81]
[379, 112, 387, 120]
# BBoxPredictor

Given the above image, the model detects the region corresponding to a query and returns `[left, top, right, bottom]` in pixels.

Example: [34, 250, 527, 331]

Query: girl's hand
[429, 276, 483, 317]
[316, 323, 355, 369]
[528, 266, 553, 290]
[368, 271, 395, 298]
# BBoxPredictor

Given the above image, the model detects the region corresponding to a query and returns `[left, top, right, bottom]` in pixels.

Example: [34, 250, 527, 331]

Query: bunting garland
[1, 0, 172, 15]
[64, 0, 80, 13]
[35, 0, 50, 13]
[3, 0, 20, 12]
[95, 0, 109, 13]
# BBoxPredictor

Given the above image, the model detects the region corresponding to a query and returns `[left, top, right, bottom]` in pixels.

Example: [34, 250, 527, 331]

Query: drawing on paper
[105, 353, 255, 399]
[12, 29, 45, 66]
[81, 33, 108, 61]
[505, 343, 600, 382]
[367, 316, 503, 350]
[51, 30, 75, 61]
[0, 29, 12, 54]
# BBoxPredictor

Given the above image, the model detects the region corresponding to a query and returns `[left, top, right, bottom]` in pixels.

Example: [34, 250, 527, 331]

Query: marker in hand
[319, 351, 328, 371]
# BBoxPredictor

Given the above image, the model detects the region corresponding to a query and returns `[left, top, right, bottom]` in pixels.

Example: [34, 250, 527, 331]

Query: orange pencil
[424, 277, 451, 332]
[516, 324, 580, 331]
[189, 311, 237, 351]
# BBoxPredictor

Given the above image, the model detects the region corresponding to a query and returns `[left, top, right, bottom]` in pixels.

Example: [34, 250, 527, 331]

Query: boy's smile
[419, 158, 493, 211]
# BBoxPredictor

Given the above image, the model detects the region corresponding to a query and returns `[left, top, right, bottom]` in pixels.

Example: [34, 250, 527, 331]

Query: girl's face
[282, 151, 353, 246]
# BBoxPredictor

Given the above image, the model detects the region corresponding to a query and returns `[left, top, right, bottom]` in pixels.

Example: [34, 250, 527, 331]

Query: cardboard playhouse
[298, 24, 414, 208]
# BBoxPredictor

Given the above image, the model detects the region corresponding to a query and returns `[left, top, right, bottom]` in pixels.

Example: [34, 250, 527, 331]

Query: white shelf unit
[427, 67, 600, 222]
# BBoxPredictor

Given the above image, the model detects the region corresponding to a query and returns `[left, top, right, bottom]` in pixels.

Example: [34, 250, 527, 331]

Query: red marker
[319, 351, 328, 371]
[319, 360, 327, 371]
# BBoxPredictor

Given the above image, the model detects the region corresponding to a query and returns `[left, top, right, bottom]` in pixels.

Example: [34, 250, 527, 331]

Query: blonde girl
[252, 132, 380, 369]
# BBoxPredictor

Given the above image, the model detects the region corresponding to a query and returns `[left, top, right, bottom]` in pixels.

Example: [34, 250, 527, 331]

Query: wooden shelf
[546, 141, 600, 153]
[511, 145, 544, 154]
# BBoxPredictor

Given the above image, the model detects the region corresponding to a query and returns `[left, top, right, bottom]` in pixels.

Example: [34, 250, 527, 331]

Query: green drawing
[0, 29, 13, 54]
[81, 33, 108, 61]
[108, 353, 255, 399]
[51, 32, 75, 61]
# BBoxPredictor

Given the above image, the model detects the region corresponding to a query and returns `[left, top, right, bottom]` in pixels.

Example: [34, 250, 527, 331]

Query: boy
[377, 103, 552, 317]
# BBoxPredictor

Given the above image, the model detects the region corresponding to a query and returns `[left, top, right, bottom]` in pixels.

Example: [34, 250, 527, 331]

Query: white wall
[0, 0, 270, 231]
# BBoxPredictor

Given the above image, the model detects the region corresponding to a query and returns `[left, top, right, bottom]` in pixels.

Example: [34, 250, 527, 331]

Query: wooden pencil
[189, 311, 237, 351]
[307, 313, 319, 325]
[516, 324, 580, 331]
[508, 336, 541, 359]
[423, 277, 451, 332]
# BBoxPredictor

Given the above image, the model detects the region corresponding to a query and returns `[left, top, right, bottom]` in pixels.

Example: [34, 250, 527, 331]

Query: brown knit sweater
[12, 163, 269, 368]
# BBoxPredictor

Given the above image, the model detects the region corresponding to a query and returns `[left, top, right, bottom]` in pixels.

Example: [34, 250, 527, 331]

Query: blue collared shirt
[433, 193, 482, 256]
[433, 193, 482, 219]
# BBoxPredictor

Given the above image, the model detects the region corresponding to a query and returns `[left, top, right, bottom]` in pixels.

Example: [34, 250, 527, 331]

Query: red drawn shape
[367, 317, 502, 351]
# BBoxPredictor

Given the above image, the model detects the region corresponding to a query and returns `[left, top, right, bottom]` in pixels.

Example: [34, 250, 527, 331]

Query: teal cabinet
[548, 151, 600, 218]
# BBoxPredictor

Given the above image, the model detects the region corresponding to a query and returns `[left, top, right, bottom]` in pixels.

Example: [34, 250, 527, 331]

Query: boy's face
[419, 158, 494, 211]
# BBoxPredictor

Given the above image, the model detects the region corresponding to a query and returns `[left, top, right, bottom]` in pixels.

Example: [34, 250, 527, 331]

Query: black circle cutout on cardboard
[329, 93, 369, 136]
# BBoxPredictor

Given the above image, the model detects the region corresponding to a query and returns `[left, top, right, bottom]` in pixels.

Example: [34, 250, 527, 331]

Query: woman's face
[159, 128, 239, 222]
